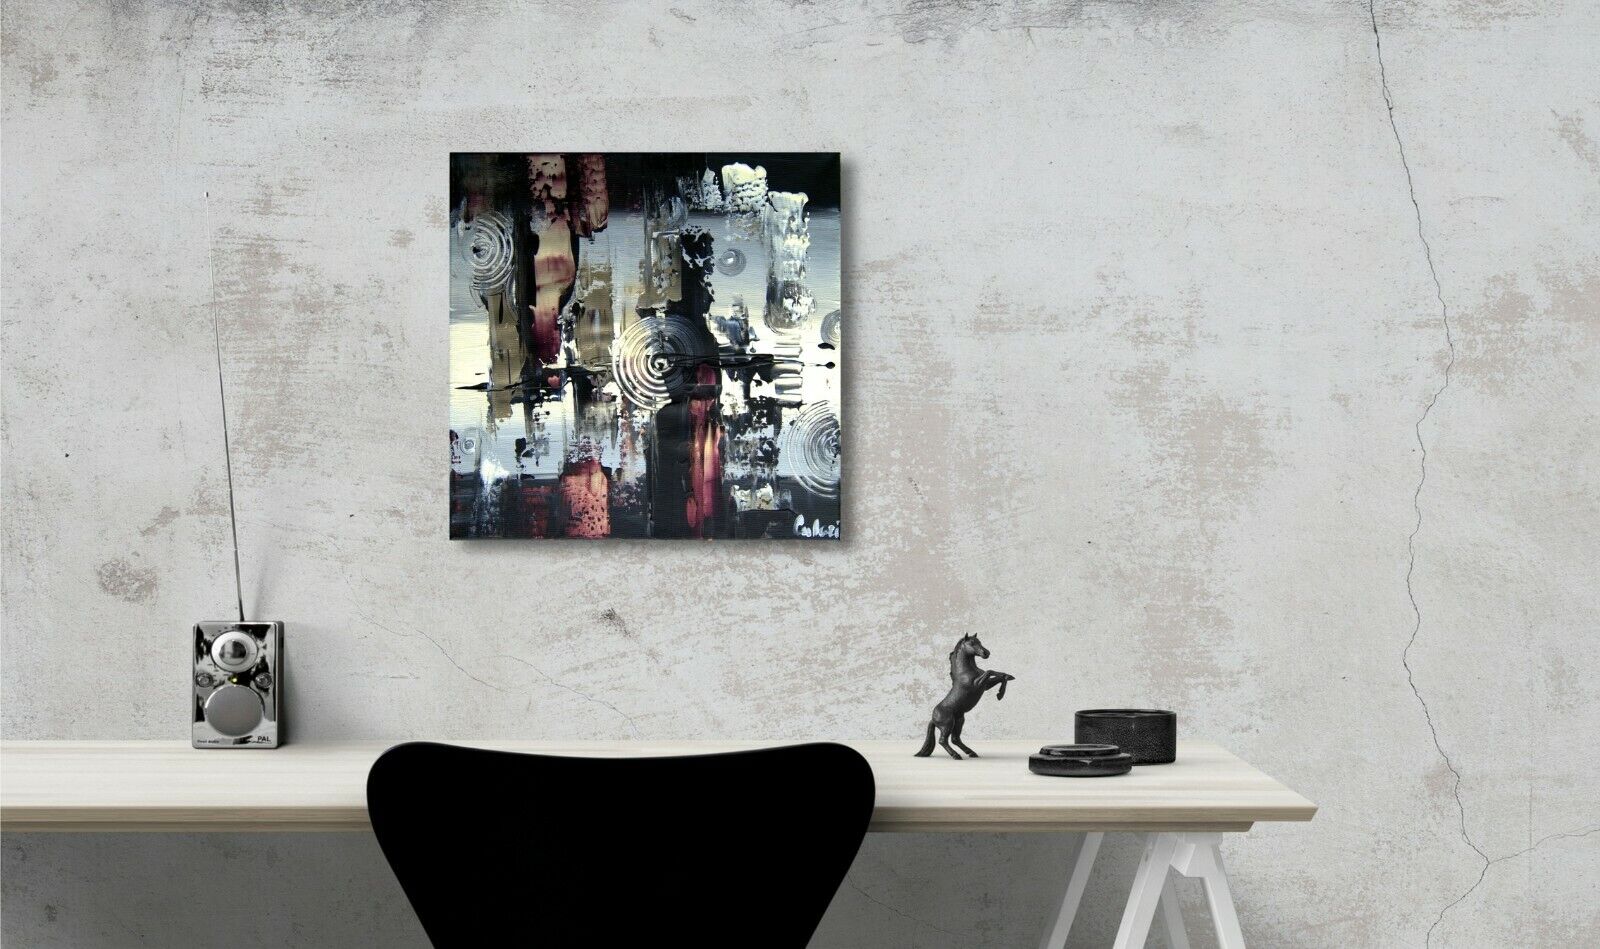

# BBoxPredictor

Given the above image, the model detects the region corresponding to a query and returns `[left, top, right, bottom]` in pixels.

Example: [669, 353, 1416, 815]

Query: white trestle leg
[1170, 833, 1247, 949]
[1041, 832, 1246, 949]
[1111, 834, 1182, 948]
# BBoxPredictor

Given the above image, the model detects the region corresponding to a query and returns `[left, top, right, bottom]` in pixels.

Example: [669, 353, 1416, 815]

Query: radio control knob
[211, 631, 259, 673]
[204, 684, 263, 737]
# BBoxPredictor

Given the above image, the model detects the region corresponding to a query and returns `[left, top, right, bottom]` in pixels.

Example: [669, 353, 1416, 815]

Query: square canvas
[450, 153, 841, 539]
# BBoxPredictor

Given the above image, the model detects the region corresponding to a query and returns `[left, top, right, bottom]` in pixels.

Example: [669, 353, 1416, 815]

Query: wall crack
[1366, 4, 1476, 945]
[1429, 825, 1600, 939]
[348, 604, 642, 737]
[492, 654, 643, 738]
[356, 609, 505, 693]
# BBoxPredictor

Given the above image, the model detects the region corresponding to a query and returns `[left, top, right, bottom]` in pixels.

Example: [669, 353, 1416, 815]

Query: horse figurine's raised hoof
[915, 634, 1015, 760]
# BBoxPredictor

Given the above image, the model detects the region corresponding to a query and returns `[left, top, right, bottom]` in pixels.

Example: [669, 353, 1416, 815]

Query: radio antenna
[208, 251, 246, 624]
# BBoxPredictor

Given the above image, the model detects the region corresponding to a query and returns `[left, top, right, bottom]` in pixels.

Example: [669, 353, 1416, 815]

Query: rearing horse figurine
[914, 634, 1016, 759]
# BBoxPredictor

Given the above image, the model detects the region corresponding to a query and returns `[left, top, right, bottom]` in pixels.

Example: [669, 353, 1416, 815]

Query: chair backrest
[367, 741, 875, 949]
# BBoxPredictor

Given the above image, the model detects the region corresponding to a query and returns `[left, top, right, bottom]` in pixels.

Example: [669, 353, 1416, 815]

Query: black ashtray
[1075, 709, 1177, 765]
[1028, 744, 1133, 777]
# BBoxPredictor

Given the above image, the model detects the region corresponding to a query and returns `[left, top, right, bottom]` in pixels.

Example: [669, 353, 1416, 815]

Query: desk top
[0, 740, 1315, 833]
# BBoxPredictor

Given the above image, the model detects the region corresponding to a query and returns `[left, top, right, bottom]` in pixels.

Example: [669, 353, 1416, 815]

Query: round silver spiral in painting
[611, 315, 715, 411]
[716, 247, 747, 276]
[461, 210, 515, 292]
[778, 400, 841, 499]
[820, 309, 841, 348]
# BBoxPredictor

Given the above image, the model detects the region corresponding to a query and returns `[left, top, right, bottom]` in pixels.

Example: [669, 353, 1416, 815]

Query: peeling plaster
[94, 559, 160, 603]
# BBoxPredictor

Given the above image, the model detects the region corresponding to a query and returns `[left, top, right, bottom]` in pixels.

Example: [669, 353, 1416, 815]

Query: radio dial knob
[210, 630, 259, 673]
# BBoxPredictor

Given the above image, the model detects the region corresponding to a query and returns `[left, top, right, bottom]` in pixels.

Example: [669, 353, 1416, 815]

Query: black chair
[367, 741, 875, 948]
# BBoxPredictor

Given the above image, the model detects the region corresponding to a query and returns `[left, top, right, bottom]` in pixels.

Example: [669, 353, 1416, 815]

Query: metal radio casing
[193, 621, 282, 749]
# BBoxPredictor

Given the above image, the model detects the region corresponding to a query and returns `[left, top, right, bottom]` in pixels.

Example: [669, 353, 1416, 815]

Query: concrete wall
[3, 0, 1596, 945]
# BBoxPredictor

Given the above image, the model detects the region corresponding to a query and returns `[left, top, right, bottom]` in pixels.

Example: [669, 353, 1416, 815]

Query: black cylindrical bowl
[1074, 709, 1177, 765]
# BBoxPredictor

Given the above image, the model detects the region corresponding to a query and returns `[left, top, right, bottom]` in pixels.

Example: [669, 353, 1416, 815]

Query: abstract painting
[449, 153, 841, 540]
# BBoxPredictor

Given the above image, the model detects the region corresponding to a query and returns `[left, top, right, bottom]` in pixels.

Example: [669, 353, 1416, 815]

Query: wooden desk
[1, 739, 1315, 948]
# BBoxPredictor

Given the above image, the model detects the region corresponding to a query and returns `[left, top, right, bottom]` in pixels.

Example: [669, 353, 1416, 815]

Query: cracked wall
[2, 0, 1596, 946]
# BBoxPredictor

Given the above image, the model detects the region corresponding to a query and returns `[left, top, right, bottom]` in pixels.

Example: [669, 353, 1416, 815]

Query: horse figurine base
[914, 634, 1015, 760]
